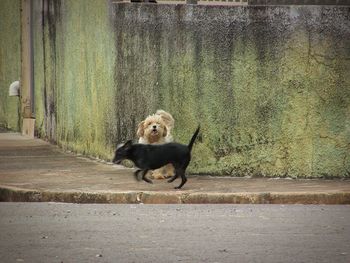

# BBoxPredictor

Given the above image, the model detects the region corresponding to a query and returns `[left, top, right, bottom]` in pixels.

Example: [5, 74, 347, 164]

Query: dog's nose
[153, 125, 157, 129]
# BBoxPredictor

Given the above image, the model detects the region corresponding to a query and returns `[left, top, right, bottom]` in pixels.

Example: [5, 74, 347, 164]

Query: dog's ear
[124, 140, 133, 149]
[162, 125, 168, 137]
[116, 143, 124, 150]
[117, 140, 133, 150]
[136, 121, 145, 137]
[157, 110, 175, 129]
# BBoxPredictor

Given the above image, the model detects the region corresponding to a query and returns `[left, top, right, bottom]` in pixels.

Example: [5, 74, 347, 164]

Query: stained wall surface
[106, 4, 350, 178]
[0, 0, 21, 131]
[8, 1, 350, 177]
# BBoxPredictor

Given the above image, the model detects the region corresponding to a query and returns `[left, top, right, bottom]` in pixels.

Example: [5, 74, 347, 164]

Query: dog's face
[112, 140, 133, 164]
[137, 115, 168, 144]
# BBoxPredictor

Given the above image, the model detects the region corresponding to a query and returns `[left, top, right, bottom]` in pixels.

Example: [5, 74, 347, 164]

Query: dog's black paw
[135, 175, 141, 181]
[167, 178, 176, 183]
[134, 170, 142, 181]
[143, 178, 153, 184]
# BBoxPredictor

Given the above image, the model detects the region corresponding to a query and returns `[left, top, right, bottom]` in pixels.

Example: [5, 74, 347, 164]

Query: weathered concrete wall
[109, 4, 350, 178]
[32, 0, 116, 156]
[0, 0, 21, 131]
[249, 0, 349, 5]
[33, 2, 350, 178]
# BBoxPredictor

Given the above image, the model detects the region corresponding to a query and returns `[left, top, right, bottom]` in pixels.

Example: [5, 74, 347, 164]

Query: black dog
[113, 126, 200, 189]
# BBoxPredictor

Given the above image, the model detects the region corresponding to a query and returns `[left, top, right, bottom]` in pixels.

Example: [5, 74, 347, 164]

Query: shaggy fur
[113, 126, 200, 189]
[137, 110, 175, 179]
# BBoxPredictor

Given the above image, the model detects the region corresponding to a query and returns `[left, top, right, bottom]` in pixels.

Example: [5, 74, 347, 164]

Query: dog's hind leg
[168, 164, 182, 183]
[141, 169, 153, 184]
[167, 173, 178, 183]
[174, 169, 187, 189]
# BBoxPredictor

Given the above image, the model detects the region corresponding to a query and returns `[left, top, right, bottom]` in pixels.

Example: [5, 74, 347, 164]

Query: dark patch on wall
[193, 28, 205, 119]
[111, 6, 292, 145]
[41, 0, 62, 141]
[256, 101, 275, 123]
[113, 4, 136, 142]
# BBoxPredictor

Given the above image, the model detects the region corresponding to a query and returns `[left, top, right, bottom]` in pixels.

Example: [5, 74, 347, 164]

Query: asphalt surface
[0, 203, 349, 263]
[1, 133, 350, 204]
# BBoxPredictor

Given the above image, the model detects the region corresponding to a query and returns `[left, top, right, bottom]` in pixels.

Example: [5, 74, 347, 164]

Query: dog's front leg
[134, 169, 142, 181]
[134, 169, 153, 184]
[141, 169, 153, 184]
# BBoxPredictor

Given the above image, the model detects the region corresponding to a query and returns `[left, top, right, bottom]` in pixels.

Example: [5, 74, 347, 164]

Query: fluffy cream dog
[137, 110, 175, 179]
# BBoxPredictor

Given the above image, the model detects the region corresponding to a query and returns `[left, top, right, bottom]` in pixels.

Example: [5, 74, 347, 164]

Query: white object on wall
[9, 81, 20, 96]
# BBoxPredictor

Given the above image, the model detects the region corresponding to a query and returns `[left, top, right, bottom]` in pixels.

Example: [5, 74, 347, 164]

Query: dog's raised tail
[188, 125, 200, 151]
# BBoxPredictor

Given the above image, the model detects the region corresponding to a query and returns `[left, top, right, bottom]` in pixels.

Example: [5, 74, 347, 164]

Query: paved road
[0, 203, 349, 263]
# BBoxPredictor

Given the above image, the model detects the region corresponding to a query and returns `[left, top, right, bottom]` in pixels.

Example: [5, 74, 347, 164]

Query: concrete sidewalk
[1, 133, 350, 204]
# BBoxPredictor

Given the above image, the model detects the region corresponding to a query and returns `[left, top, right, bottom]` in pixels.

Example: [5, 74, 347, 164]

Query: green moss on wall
[32, 3, 350, 178]
[0, 0, 21, 131]
[33, 0, 116, 159]
[110, 5, 350, 178]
